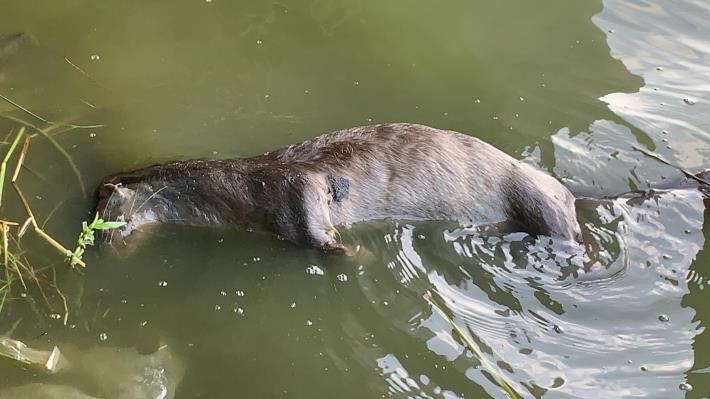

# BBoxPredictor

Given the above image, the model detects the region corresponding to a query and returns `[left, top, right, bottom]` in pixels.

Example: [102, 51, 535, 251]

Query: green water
[0, 0, 707, 398]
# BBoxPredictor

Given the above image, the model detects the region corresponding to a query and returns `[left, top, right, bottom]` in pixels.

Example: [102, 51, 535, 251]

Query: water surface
[0, 0, 707, 398]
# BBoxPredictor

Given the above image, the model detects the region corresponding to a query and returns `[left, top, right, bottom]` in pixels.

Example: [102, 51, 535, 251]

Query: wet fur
[96, 123, 584, 250]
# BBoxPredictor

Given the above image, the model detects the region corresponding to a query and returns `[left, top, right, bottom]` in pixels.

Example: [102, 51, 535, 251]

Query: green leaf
[93, 221, 127, 230]
[88, 212, 100, 228]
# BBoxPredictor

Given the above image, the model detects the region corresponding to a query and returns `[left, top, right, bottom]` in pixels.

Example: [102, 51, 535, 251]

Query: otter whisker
[132, 185, 169, 216]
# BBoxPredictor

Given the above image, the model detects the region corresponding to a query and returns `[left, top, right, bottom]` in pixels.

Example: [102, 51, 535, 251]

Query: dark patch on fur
[327, 175, 350, 203]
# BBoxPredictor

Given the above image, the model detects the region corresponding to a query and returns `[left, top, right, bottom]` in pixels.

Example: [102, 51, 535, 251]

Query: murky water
[0, 0, 708, 398]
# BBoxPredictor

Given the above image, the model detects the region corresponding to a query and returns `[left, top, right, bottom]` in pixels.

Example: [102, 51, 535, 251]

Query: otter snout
[94, 183, 138, 244]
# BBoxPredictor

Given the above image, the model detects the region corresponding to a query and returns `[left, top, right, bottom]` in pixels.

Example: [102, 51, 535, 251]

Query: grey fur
[95, 123, 582, 250]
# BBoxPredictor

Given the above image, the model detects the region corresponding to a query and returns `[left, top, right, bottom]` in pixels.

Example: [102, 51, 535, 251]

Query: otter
[96, 123, 584, 252]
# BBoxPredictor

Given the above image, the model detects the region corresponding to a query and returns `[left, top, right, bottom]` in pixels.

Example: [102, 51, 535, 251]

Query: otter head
[95, 182, 160, 245]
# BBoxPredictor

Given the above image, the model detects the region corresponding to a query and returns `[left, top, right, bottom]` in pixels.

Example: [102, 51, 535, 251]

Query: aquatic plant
[0, 93, 115, 324]
[67, 213, 125, 267]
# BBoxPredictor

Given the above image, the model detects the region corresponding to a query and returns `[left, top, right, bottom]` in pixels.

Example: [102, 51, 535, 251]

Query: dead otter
[96, 123, 584, 252]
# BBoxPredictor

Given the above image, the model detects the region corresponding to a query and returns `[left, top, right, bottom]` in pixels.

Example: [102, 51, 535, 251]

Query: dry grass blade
[51, 267, 69, 325]
[0, 114, 87, 196]
[11, 184, 85, 268]
[0, 127, 24, 206]
[2, 221, 26, 291]
[8, 139, 85, 266]
[424, 291, 521, 399]
[0, 92, 103, 129]
[11, 136, 30, 182]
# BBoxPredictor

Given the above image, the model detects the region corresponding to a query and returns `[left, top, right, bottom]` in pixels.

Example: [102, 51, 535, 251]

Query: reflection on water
[0, 0, 708, 398]
[595, 0, 710, 170]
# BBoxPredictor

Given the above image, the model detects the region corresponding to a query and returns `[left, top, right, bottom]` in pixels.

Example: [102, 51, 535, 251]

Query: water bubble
[336, 274, 348, 282]
[98, 332, 108, 341]
[90, 54, 100, 61]
[658, 314, 670, 322]
[306, 265, 324, 276]
[256, 39, 263, 45]
[49, 313, 62, 320]
[214, 305, 222, 311]
[354, 81, 359, 86]
[264, 94, 270, 99]
[678, 382, 693, 392]
[158, 280, 168, 287]
[20, 292, 27, 298]
[519, 97, 525, 101]
[205, 0, 212, 2]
